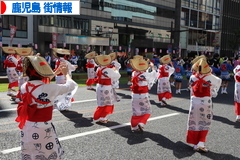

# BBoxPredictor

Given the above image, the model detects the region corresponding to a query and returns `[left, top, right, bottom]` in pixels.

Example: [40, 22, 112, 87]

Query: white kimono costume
[233, 65, 240, 116]
[93, 66, 121, 121]
[131, 70, 157, 130]
[4, 54, 19, 93]
[86, 58, 97, 86]
[157, 64, 175, 101]
[186, 73, 221, 145]
[16, 79, 77, 160]
[54, 58, 78, 111]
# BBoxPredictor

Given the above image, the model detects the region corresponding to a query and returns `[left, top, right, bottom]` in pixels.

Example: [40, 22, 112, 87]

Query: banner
[10, 25, 17, 43]
[52, 33, 58, 48]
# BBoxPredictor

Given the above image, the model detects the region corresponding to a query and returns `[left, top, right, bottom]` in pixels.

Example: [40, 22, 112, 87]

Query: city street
[0, 80, 240, 160]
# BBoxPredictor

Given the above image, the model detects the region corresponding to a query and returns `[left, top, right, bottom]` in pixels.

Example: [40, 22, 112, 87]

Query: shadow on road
[101, 121, 240, 159]
[0, 102, 13, 118]
[116, 92, 132, 99]
[60, 110, 94, 128]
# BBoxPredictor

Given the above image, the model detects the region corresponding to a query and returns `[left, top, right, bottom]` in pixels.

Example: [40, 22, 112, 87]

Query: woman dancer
[85, 51, 97, 90]
[157, 55, 175, 106]
[129, 57, 156, 132]
[3, 47, 19, 96]
[93, 54, 121, 124]
[53, 48, 78, 111]
[186, 58, 221, 152]
[15, 56, 77, 159]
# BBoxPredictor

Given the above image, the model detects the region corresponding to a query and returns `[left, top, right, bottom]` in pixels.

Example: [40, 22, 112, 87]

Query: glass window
[206, 14, 213, 30]
[9, 16, 15, 26]
[39, 16, 43, 25]
[198, 12, 206, 28]
[190, 10, 198, 27]
[50, 16, 54, 25]
[22, 17, 27, 31]
[16, 16, 22, 30]
[199, 0, 206, 11]
[2, 16, 9, 29]
[181, 8, 189, 26]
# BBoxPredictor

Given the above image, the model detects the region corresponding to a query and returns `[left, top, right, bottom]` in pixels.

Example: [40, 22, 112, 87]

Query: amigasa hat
[160, 55, 171, 64]
[133, 55, 144, 59]
[109, 52, 117, 60]
[85, 51, 96, 59]
[130, 58, 149, 71]
[191, 55, 206, 64]
[15, 48, 32, 56]
[2, 47, 17, 54]
[23, 56, 54, 78]
[52, 48, 70, 58]
[95, 54, 112, 66]
[192, 58, 211, 75]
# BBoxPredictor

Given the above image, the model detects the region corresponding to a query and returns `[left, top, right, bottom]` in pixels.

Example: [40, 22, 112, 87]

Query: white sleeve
[66, 61, 76, 72]
[210, 75, 222, 98]
[105, 68, 121, 80]
[146, 70, 157, 89]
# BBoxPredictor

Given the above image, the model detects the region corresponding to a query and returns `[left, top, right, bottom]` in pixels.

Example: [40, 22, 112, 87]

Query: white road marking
[0, 99, 97, 112]
[0, 112, 180, 154]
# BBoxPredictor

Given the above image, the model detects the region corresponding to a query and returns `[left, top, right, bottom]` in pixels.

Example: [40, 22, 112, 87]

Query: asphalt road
[0, 79, 240, 160]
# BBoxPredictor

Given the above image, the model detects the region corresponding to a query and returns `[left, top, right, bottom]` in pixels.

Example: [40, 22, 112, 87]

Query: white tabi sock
[197, 141, 205, 148]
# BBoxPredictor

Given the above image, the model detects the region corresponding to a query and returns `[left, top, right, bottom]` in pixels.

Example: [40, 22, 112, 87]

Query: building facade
[1, 15, 33, 48]
[179, 0, 221, 57]
[220, 0, 240, 57]
[34, 0, 177, 56]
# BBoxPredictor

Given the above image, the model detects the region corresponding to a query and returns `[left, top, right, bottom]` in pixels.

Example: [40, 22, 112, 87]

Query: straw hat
[94, 54, 112, 66]
[23, 56, 54, 77]
[130, 58, 149, 71]
[2, 47, 17, 54]
[109, 52, 117, 60]
[15, 48, 32, 56]
[52, 48, 70, 58]
[85, 51, 96, 59]
[191, 55, 206, 64]
[160, 55, 171, 64]
[133, 55, 143, 59]
[192, 58, 211, 75]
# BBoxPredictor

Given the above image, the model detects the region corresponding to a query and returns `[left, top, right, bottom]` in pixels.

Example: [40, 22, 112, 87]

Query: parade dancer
[129, 57, 156, 132]
[69, 50, 79, 66]
[233, 65, 240, 121]
[44, 51, 51, 65]
[219, 57, 232, 94]
[2, 47, 19, 96]
[15, 56, 77, 160]
[109, 52, 121, 102]
[174, 60, 185, 94]
[85, 51, 97, 90]
[53, 48, 78, 111]
[14, 48, 32, 103]
[157, 55, 175, 106]
[93, 54, 121, 124]
[186, 58, 221, 152]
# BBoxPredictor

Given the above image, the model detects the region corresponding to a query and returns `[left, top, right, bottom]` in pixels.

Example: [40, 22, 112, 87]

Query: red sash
[86, 60, 94, 68]
[158, 65, 169, 78]
[191, 74, 212, 97]
[15, 82, 52, 129]
[131, 72, 148, 94]
[96, 67, 112, 85]
[235, 75, 240, 82]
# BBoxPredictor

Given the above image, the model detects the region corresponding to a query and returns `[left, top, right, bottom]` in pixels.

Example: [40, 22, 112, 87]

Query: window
[2, 15, 27, 38]
[190, 10, 198, 27]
